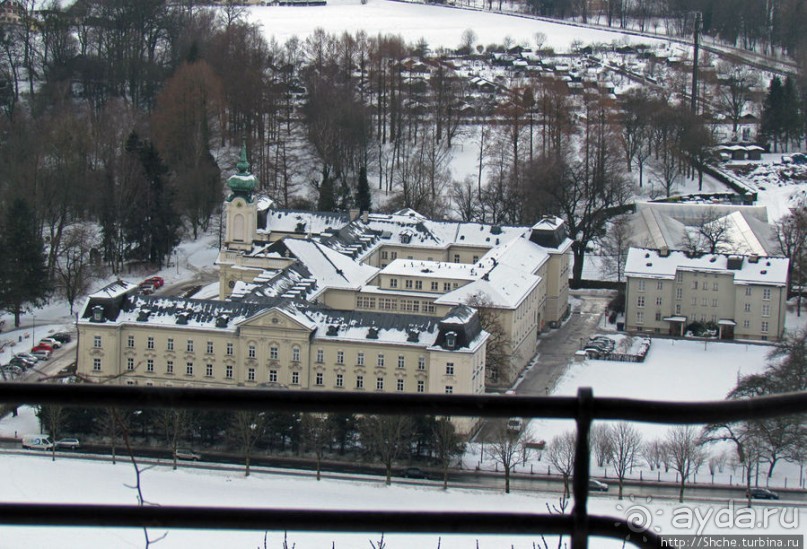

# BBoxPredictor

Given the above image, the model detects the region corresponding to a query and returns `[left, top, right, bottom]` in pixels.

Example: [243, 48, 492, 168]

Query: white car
[39, 337, 62, 349]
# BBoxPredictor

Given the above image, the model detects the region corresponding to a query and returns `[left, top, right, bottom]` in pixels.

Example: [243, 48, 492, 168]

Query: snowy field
[248, 0, 666, 52]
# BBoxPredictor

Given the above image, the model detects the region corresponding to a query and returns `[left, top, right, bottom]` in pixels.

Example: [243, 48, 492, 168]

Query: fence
[0, 383, 805, 549]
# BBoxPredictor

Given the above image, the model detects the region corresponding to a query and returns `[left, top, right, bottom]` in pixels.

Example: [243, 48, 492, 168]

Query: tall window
[405, 279, 413, 289]
[417, 380, 425, 393]
[692, 281, 698, 290]
[92, 358, 101, 371]
[676, 288, 683, 299]
[226, 342, 233, 356]
[357, 352, 365, 366]
[377, 354, 385, 367]
[316, 349, 324, 363]
[676, 272, 683, 282]
[127, 335, 134, 348]
[657, 281, 664, 290]
[205, 364, 213, 377]
[763, 288, 771, 300]
[761, 321, 769, 333]
[337, 351, 344, 364]
[185, 362, 193, 376]
[376, 377, 384, 390]
[292, 346, 300, 362]
[356, 375, 364, 389]
[269, 370, 278, 383]
[336, 373, 344, 387]
[762, 304, 770, 317]
[315, 372, 324, 386]
[744, 303, 751, 313]
[93, 336, 101, 348]
[743, 320, 750, 329]
[167, 361, 174, 374]
[206, 341, 214, 354]
[147, 337, 154, 350]
[713, 282, 719, 291]
[418, 356, 426, 370]
[225, 365, 233, 379]
[247, 368, 256, 382]
[636, 311, 644, 324]
[446, 363, 454, 376]
[248, 345, 256, 359]
[126, 358, 134, 371]
[147, 359, 154, 373]
[186, 340, 194, 353]
[745, 287, 752, 296]
[396, 379, 405, 392]
[637, 296, 645, 308]
[270, 345, 278, 360]
[390, 278, 398, 288]
[655, 296, 662, 306]
[638, 280, 645, 291]
[675, 304, 681, 315]
[431, 282, 438, 291]
[415, 281, 423, 290]
[397, 355, 405, 368]
[291, 371, 299, 385]
[167, 338, 174, 351]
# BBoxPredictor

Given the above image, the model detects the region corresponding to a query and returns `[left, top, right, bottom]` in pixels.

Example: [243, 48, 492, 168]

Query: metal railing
[1, 383, 805, 549]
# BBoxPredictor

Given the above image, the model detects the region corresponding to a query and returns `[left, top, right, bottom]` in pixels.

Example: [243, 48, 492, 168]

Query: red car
[32, 343, 53, 352]
[145, 276, 165, 289]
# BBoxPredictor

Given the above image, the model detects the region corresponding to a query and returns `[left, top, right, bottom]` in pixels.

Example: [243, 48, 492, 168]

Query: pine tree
[356, 165, 371, 212]
[761, 77, 785, 151]
[317, 166, 336, 212]
[0, 197, 50, 326]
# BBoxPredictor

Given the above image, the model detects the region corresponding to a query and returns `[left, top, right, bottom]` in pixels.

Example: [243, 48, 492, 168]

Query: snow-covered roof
[435, 263, 540, 308]
[259, 209, 350, 235]
[88, 280, 138, 300]
[381, 260, 478, 281]
[625, 248, 789, 286]
[282, 239, 378, 291]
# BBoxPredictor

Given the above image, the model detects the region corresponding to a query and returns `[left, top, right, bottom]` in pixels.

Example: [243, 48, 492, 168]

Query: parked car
[10, 356, 35, 369]
[55, 438, 81, 450]
[747, 487, 779, 500]
[589, 479, 609, 492]
[30, 349, 51, 361]
[402, 467, 428, 479]
[1, 364, 23, 377]
[506, 418, 523, 432]
[21, 434, 53, 450]
[145, 276, 165, 289]
[15, 352, 39, 363]
[138, 282, 156, 295]
[51, 332, 72, 343]
[174, 448, 201, 461]
[39, 337, 62, 349]
[32, 343, 53, 352]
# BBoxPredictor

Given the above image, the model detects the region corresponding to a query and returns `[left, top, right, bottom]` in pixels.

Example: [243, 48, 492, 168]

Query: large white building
[624, 247, 789, 340]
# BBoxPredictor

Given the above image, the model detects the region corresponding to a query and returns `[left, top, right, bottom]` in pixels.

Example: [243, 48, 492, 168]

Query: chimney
[349, 208, 360, 221]
[361, 210, 369, 223]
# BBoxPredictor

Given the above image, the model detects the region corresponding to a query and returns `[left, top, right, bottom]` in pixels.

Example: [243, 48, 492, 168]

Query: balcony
[0, 383, 804, 548]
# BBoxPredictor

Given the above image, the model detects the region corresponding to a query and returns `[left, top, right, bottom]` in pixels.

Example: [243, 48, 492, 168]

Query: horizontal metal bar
[2, 383, 805, 425]
[0, 504, 659, 547]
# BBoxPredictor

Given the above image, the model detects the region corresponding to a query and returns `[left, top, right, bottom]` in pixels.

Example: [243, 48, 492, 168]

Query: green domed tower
[226, 141, 258, 202]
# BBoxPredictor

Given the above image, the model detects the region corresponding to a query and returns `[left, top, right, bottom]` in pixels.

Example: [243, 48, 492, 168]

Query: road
[474, 292, 612, 442]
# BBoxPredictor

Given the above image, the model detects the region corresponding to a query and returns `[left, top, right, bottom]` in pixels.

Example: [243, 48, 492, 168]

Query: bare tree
[486, 420, 529, 494]
[591, 423, 613, 467]
[55, 223, 99, 315]
[775, 206, 807, 316]
[665, 425, 706, 502]
[641, 438, 665, 471]
[433, 417, 465, 490]
[606, 422, 643, 499]
[464, 293, 510, 384]
[37, 405, 69, 462]
[547, 430, 576, 498]
[600, 215, 632, 282]
[679, 209, 732, 254]
[360, 415, 412, 485]
[231, 410, 266, 477]
[301, 413, 332, 481]
[717, 63, 758, 138]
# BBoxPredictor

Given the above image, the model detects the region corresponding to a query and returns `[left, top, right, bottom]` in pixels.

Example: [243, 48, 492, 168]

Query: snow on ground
[248, 0, 666, 52]
[0, 450, 802, 549]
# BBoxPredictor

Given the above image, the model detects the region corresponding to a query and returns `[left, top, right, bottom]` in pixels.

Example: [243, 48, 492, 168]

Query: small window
[377, 354, 385, 367]
[637, 296, 645, 308]
[418, 356, 425, 370]
[743, 320, 750, 329]
[761, 321, 769, 333]
[147, 359, 154, 373]
[415, 280, 423, 290]
[446, 363, 454, 376]
[655, 296, 662, 306]
[762, 304, 770, 317]
[248, 368, 256, 382]
[356, 375, 364, 389]
[657, 281, 663, 290]
[357, 352, 365, 366]
[147, 336, 154, 350]
[745, 287, 752, 296]
[248, 345, 256, 359]
[454, 254, 460, 263]
[292, 346, 300, 362]
[291, 371, 300, 385]
[206, 341, 214, 354]
[226, 342, 233, 356]
[337, 351, 344, 364]
[636, 311, 644, 324]
[744, 303, 751, 313]
[763, 288, 771, 300]
[431, 282, 438, 291]
[405, 279, 413, 289]
[316, 349, 324, 363]
[225, 365, 233, 379]
[167, 338, 174, 351]
[417, 380, 425, 393]
[315, 372, 324, 386]
[445, 386, 454, 394]
[443, 282, 451, 291]
[336, 373, 344, 387]
[185, 362, 193, 376]
[126, 358, 135, 371]
[167, 361, 174, 374]
[270, 345, 278, 360]
[396, 379, 405, 392]
[92, 358, 101, 372]
[205, 364, 213, 377]
[376, 377, 384, 391]
[390, 278, 398, 289]
[638, 280, 645, 291]
[93, 336, 102, 349]
[269, 370, 278, 383]
[186, 340, 194, 353]
[397, 356, 405, 369]
[127, 335, 134, 348]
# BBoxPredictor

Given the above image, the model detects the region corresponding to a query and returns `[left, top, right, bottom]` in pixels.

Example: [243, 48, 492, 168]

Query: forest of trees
[1, 0, 806, 320]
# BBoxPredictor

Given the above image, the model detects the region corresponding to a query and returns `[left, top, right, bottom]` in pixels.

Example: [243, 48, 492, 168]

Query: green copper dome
[226, 141, 257, 202]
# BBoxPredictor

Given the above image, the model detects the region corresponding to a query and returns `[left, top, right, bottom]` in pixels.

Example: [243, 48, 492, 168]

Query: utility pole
[691, 11, 702, 114]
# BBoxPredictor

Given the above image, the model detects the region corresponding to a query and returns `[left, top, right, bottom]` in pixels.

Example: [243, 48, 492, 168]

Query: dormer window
[445, 332, 457, 349]
[91, 306, 104, 322]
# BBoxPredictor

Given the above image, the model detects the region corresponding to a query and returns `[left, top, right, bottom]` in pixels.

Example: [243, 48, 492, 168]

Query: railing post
[571, 387, 593, 549]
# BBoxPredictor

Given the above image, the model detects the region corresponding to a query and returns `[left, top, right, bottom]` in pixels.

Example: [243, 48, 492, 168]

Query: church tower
[224, 142, 258, 251]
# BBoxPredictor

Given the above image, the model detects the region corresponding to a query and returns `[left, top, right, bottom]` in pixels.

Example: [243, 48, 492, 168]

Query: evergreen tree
[0, 197, 50, 326]
[317, 166, 336, 212]
[761, 77, 786, 151]
[356, 165, 371, 212]
[782, 76, 803, 149]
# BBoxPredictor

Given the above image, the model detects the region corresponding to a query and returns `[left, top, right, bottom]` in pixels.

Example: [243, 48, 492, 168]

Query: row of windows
[636, 280, 664, 291]
[635, 311, 771, 333]
[118, 336, 237, 357]
[355, 296, 436, 314]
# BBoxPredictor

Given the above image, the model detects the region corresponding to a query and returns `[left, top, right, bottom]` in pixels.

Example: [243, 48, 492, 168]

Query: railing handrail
[2, 383, 805, 549]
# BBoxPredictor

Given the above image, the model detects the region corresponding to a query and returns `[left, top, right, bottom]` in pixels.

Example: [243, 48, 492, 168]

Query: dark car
[747, 488, 779, 500]
[402, 467, 428, 479]
[51, 332, 72, 343]
[589, 479, 609, 492]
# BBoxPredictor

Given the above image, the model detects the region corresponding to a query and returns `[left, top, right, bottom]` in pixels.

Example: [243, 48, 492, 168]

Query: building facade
[624, 248, 789, 341]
